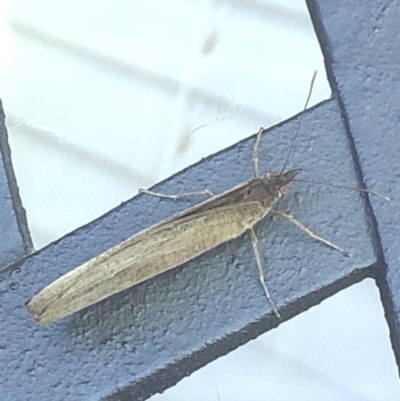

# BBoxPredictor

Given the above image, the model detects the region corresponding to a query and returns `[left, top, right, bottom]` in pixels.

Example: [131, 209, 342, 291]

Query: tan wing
[27, 201, 271, 324]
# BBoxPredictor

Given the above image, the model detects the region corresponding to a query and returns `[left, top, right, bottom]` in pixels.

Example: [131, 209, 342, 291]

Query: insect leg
[252, 127, 264, 179]
[249, 228, 281, 318]
[138, 188, 215, 200]
[271, 210, 350, 257]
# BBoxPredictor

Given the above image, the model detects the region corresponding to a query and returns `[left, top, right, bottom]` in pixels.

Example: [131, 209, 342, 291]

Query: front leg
[249, 228, 281, 318]
[271, 210, 350, 257]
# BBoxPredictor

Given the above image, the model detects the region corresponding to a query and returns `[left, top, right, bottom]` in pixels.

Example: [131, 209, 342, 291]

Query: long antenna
[280, 70, 317, 175]
[293, 178, 391, 201]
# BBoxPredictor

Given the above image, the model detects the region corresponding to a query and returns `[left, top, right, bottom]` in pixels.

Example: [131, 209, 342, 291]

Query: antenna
[280, 70, 317, 175]
[293, 178, 391, 201]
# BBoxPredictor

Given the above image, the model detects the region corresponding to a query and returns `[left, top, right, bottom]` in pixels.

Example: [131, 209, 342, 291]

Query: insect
[26, 73, 377, 325]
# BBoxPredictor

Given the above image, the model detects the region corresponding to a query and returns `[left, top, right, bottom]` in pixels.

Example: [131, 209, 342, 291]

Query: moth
[26, 140, 351, 326]
[26, 74, 364, 325]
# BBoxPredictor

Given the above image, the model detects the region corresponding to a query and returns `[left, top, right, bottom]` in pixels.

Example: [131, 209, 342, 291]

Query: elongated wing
[27, 200, 271, 325]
